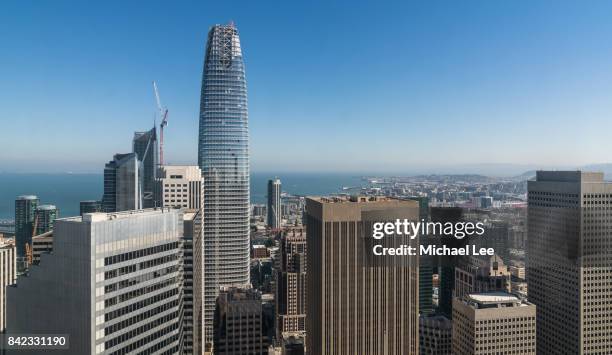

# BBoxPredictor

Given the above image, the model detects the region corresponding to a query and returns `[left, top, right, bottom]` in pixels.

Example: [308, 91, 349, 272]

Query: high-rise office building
[452, 292, 536, 355]
[478, 220, 509, 263]
[157, 165, 203, 209]
[276, 227, 306, 339]
[102, 153, 142, 212]
[15, 195, 39, 258]
[198, 22, 250, 346]
[34, 204, 58, 235]
[0, 241, 16, 332]
[213, 287, 267, 354]
[80, 200, 101, 215]
[6, 208, 185, 354]
[527, 171, 612, 354]
[267, 178, 282, 229]
[430, 207, 464, 319]
[409, 196, 434, 315]
[305, 196, 420, 354]
[419, 314, 452, 355]
[183, 210, 203, 355]
[133, 127, 158, 208]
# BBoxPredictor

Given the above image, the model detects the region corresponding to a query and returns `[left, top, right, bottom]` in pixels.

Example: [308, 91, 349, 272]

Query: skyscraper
[102, 153, 142, 212]
[183, 210, 203, 355]
[419, 315, 452, 355]
[15, 195, 39, 259]
[133, 127, 158, 208]
[409, 196, 434, 315]
[7, 208, 185, 354]
[198, 22, 250, 346]
[34, 204, 58, 235]
[276, 227, 307, 339]
[0, 241, 16, 333]
[430, 207, 464, 318]
[267, 178, 282, 229]
[527, 171, 612, 354]
[213, 287, 268, 354]
[305, 196, 420, 354]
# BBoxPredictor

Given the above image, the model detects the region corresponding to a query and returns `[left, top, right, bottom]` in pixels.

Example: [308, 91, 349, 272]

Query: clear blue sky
[3, 0, 612, 174]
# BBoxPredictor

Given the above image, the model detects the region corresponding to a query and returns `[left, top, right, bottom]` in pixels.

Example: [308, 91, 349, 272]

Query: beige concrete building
[305, 196, 420, 354]
[452, 292, 536, 355]
[31, 230, 53, 265]
[528, 171, 612, 354]
[157, 165, 203, 209]
[0, 240, 16, 332]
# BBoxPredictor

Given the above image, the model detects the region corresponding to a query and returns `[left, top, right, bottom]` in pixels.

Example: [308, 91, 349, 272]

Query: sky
[3, 0, 612, 174]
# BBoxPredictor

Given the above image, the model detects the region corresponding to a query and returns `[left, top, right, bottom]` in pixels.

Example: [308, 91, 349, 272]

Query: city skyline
[4, 1, 612, 173]
[3, 3, 612, 354]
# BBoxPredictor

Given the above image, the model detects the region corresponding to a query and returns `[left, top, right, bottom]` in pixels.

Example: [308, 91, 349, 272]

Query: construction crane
[153, 81, 169, 165]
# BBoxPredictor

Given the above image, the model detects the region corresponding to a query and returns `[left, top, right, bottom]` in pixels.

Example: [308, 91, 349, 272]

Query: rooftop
[464, 292, 532, 309]
[310, 196, 400, 204]
[60, 207, 177, 223]
[17, 195, 38, 200]
[468, 292, 519, 304]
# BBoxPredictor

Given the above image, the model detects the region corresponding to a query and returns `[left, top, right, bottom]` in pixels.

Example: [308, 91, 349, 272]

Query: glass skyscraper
[198, 23, 250, 347]
[15, 195, 39, 258]
[132, 127, 158, 208]
[267, 178, 282, 228]
[102, 153, 142, 212]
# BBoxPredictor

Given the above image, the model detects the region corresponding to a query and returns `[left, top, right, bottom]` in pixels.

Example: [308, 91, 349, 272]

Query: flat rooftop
[309, 196, 401, 204]
[465, 292, 532, 308]
[59, 207, 178, 223]
[535, 170, 604, 183]
[468, 292, 519, 304]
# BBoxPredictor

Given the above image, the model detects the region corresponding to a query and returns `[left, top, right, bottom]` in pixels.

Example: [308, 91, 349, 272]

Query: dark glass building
[34, 204, 58, 235]
[102, 153, 142, 212]
[15, 195, 39, 258]
[132, 127, 158, 208]
[198, 22, 250, 346]
[267, 178, 282, 228]
[79, 200, 101, 215]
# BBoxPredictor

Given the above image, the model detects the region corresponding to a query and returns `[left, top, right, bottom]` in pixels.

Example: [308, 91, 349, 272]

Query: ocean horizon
[0, 172, 366, 220]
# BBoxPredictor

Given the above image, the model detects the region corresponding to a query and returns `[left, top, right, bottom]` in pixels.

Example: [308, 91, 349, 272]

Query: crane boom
[152, 81, 169, 165]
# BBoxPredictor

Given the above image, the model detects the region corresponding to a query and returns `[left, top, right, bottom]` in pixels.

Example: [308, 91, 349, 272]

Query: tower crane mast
[153, 81, 169, 165]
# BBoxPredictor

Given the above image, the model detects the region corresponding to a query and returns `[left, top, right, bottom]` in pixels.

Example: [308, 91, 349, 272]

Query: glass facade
[102, 153, 142, 212]
[133, 127, 158, 208]
[34, 204, 58, 235]
[15, 195, 39, 258]
[198, 23, 250, 346]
